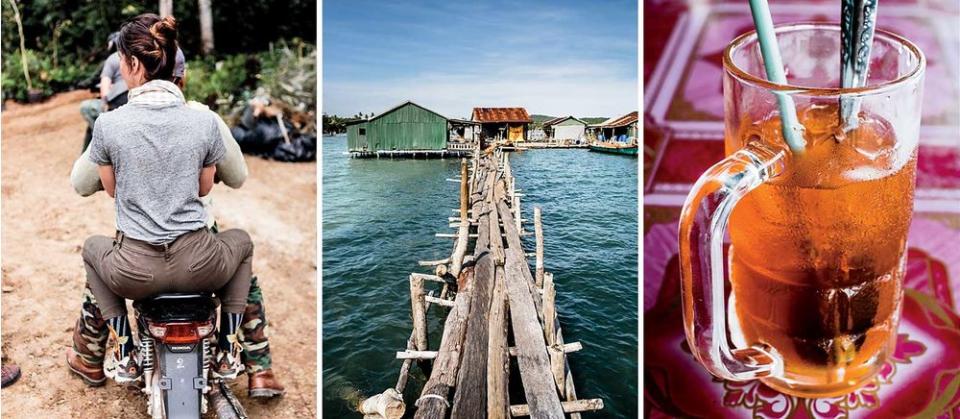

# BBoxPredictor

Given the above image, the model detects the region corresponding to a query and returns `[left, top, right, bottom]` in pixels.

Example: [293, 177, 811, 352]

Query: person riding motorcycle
[64, 14, 284, 397]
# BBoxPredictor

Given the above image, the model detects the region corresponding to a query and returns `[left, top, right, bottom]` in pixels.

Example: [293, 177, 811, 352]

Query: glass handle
[678, 141, 787, 381]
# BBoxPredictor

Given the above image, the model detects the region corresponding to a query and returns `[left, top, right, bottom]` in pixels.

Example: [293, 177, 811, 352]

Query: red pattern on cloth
[643, 1, 960, 416]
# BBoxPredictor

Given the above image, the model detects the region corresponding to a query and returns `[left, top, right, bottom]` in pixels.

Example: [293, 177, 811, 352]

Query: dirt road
[0, 91, 317, 417]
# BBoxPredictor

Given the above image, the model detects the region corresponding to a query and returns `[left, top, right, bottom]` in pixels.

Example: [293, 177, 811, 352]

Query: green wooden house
[347, 101, 450, 153]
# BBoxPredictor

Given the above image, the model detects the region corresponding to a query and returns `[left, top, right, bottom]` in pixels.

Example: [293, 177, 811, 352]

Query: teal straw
[748, 0, 806, 153]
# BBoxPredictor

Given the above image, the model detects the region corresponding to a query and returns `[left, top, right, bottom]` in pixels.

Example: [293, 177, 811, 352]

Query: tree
[197, 0, 214, 54]
[159, 0, 173, 17]
[7, 0, 32, 91]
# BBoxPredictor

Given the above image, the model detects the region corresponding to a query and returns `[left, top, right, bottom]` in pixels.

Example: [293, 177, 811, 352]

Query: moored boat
[589, 141, 638, 155]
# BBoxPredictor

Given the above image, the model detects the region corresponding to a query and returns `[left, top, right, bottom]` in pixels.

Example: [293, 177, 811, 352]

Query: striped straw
[748, 0, 805, 153]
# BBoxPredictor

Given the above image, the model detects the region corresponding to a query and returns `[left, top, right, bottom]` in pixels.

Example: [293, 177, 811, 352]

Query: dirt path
[0, 91, 317, 417]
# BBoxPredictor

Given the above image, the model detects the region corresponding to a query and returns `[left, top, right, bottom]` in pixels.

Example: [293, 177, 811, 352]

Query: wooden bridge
[359, 148, 603, 418]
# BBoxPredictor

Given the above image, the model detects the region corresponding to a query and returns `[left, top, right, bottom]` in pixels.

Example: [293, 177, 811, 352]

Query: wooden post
[414, 268, 475, 419]
[450, 160, 473, 278]
[410, 274, 428, 352]
[459, 159, 469, 218]
[534, 207, 544, 288]
[543, 272, 565, 393]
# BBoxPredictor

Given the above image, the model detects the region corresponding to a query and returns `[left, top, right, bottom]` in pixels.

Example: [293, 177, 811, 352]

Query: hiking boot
[104, 347, 141, 385]
[213, 341, 244, 380]
[248, 369, 285, 398]
[66, 349, 106, 387]
[2, 363, 22, 388]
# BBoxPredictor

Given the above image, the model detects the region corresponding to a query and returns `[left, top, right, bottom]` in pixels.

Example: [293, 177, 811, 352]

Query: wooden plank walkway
[359, 148, 603, 418]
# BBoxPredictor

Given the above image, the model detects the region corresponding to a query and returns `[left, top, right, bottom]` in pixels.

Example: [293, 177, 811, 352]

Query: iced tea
[727, 104, 915, 397]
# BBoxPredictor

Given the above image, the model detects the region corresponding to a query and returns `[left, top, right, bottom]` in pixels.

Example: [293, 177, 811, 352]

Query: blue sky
[322, 0, 637, 119]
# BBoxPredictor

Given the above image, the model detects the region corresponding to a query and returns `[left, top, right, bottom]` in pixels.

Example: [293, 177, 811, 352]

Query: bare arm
[97, 165, 116, 198]
[199, 165, 216, 197]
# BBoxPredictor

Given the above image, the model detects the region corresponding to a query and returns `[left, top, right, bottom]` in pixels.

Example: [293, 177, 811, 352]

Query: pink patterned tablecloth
[643, 1, 960, 417]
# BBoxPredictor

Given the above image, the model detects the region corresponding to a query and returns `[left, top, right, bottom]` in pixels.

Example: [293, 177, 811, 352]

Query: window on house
[359, 128, 366, 135]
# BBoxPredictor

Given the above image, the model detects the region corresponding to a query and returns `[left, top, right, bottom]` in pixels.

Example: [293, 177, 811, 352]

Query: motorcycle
[131, 293, 248, 419]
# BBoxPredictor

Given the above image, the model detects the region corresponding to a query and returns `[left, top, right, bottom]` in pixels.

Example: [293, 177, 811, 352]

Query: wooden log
[424, 295, 454, 308]
[503, 247, 564, 418]
[419, 258, 449, 267]
[359, 389, 405, 419]
[497, 200, 545, 321]
[414, 267, 475, 419]
[410, 274, 428, 353]
[450, 173, 498, 418]
[396, 350, 438, 360]
[509, 342, 582, 357]
[486, 265, 510, 419]
[534, 207, 544, 288]
[508, 399, 604, 417]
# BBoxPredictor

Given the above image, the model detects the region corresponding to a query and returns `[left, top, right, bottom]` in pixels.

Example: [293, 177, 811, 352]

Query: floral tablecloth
[643, 1, 960, 417]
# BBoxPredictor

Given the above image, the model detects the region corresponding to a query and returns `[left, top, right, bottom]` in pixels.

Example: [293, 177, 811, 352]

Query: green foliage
[1, 46, 97, 101]
[322, 114, 354, 135]
[1, 0, 315, 103]
[182, 40, 316, 124]
[258, 40, 316, 113]
[182, 53, 253, 110]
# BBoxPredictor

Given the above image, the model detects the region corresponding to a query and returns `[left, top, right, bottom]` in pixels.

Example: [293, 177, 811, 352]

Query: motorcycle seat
[134, 293, 218, 323]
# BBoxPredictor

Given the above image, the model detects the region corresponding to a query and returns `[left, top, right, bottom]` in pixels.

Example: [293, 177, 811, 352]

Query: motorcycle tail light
[147, 322, 167, 338]
[196, 321, 215, 338]
[148, 322, 201, 344]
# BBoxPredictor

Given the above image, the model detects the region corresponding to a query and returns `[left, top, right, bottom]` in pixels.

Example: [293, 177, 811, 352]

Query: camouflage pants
[72, 276, 274, 372]
[79, 99, 101, 127]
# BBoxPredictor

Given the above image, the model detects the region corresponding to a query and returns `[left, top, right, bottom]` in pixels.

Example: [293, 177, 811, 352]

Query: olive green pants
[83, 228, 253, 319]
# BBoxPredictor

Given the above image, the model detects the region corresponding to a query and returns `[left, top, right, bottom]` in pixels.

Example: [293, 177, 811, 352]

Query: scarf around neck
[127, 79, 185, 108]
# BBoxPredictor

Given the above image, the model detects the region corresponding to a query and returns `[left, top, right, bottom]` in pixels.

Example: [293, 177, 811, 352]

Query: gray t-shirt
[100, 53, 127, 102]
[88, 102, 226, 244]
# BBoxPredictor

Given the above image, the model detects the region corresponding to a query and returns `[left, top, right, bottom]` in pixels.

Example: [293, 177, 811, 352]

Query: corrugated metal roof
[471, 107, 532, 123]
[542, 115, 586, 127]
[448, 118, 480, 125]
[598, 111, 638, 128]
[371, 100, 447, 122]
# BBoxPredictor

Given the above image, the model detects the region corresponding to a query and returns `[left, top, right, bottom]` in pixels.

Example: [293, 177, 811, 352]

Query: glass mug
[679, 23, 925, 398]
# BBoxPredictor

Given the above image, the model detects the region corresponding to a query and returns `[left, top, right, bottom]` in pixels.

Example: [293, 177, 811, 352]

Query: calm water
[322, 136, 638, 417]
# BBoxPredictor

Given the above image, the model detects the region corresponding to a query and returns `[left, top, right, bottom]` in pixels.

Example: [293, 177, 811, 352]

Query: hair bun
[149, 16, 178, 46]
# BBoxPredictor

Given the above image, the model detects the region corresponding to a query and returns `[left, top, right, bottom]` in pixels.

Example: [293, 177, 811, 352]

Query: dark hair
[117, 14, 179, 82]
